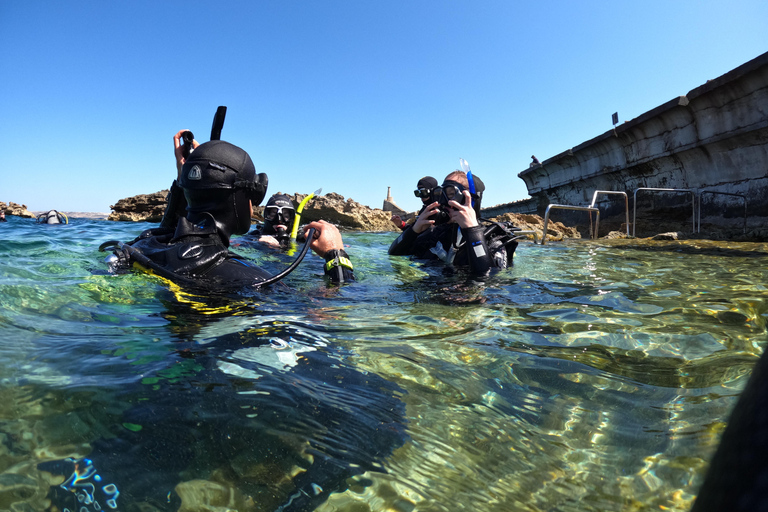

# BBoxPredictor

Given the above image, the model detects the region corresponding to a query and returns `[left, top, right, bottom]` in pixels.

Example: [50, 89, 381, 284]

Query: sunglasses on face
[431, 184, 467, 206]
[264, 206, 295, 224]
[414, 188, 432, 199]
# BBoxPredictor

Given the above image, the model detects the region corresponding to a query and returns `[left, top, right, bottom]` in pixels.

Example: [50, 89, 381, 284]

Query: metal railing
[589, 190, 630, 237]
[534, 188, 748, 245]
[632, 188, 696, 237]
[541, 204, 599, 245]
[697, 191, 747, 234]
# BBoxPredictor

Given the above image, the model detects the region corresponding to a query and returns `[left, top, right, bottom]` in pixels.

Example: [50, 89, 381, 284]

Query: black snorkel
[210, 106, 226, 141]
[98, 227, 316, 289]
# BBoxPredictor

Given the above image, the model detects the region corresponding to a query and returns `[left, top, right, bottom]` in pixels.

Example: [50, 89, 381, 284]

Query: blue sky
[1, 1, 766, 214]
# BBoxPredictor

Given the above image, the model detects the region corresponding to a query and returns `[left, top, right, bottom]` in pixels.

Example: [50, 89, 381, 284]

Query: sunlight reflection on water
[0, 218, 766, 511]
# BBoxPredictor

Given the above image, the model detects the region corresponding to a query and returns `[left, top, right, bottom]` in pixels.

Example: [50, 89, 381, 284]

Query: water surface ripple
[0, 217, 766, 511]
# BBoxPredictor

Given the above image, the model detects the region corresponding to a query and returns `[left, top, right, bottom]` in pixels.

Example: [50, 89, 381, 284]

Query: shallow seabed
[0, 217, 766, 512]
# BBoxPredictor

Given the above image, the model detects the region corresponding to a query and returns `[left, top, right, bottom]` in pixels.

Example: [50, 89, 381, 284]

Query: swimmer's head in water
[262, 194, 295, 241]
[180, 140, 268, 237]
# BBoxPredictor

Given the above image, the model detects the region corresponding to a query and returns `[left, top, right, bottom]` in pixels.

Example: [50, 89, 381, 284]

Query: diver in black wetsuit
[0, 210, 6, 222]
[388, 170, 518, 277]
[105, 135, 353, 287]
[248, 193, 296, 248]
[391, 176, 437, 231]
[241, 192, 354, 282]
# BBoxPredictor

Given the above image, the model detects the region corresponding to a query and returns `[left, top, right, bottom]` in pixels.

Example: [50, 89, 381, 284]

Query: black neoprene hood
[266, 194, 294, 210]
[179, 140, 268, 238]
[181, 140, 257, 191]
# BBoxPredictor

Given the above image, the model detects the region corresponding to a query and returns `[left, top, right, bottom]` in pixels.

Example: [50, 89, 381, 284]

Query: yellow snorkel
[290, 188, 322, 242]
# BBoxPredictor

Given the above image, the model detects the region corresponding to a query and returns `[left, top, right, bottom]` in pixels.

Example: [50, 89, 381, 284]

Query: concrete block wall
[508, 51, 768, 230]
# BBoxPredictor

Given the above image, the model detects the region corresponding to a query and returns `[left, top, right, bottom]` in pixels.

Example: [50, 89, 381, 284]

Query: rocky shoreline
[6, 192, 761, 244]
[103, 190, 582, 241]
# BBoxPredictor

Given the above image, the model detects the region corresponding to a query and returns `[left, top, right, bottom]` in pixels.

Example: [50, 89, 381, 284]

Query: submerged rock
[652, 232, 681, 241]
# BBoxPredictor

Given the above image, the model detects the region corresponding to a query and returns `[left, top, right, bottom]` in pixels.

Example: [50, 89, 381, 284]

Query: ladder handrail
[541, 204, 600, 245]
[698, 191, 747, 234]
[632, 188, 696, 237]
[589, 190, 630, 237]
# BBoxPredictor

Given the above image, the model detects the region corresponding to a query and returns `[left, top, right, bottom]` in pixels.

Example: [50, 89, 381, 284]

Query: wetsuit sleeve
[323, 249, 355, 283]
[388, 226, 419, 256]
[462, 225, 493, 276]
[158, 180, 188, 231]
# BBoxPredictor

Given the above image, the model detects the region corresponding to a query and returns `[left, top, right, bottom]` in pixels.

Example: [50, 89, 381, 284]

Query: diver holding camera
[388, 170, 519, 277]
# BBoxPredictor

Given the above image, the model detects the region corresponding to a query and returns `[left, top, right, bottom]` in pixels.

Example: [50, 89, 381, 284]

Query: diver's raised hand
[413, 201, 440, 234]
[448, 190, 478, 229]
[173, 129, 200, 179]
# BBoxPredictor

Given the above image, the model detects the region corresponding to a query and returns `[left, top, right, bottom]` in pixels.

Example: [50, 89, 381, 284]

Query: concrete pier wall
[487, 51, 768, 232]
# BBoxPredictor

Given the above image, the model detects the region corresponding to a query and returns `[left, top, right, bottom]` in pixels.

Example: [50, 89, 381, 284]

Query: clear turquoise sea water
[0, 216, 767, 511]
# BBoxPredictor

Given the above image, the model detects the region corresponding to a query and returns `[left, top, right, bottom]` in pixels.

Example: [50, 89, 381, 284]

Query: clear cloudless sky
[1, 1, 766, 213]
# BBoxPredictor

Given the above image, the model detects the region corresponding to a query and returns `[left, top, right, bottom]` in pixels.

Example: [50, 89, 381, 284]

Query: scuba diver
[388, 169, 520, 277]
[242, 192, 354, 282]
[391, 176, 438, 231]
[36, 210, 68, 224]
[248, 193, 297, 248]
[0, 210, 6, 222]
[102, 125, 353, 288]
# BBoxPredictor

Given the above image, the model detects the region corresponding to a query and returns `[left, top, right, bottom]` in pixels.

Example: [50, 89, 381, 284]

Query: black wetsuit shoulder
[127, 218, 272, 288]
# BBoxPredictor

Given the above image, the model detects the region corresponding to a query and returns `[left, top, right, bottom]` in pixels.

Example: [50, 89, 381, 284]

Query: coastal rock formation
[108, 190, 169, 222]
[490, 212, 582, 242]
[107, 189, 587, 239]
[255, 192, 395, 231]
[109, 190, 396, 231]
[0, 201, 34, 218]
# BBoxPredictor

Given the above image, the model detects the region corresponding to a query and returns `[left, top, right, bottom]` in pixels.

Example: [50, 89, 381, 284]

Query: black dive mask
[261, 194, 295, 240]
[264, 205, 295, 226]
[432, 180, 467, 207]
[414, 187, 432, 199]
[263, 206, 295, 241]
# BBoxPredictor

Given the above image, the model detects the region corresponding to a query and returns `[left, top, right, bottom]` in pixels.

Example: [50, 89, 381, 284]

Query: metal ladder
[535, 187, 747, 244]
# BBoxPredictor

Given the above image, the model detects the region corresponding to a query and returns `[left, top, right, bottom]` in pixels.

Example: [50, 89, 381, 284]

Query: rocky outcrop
[490, 212, 582, 242]
[106, 188, 588, 238]
[109, 190, 397, 231]
[255, 192, 395, 231]
[108, 190, 169, 222]
[0, 201, 34, 218]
